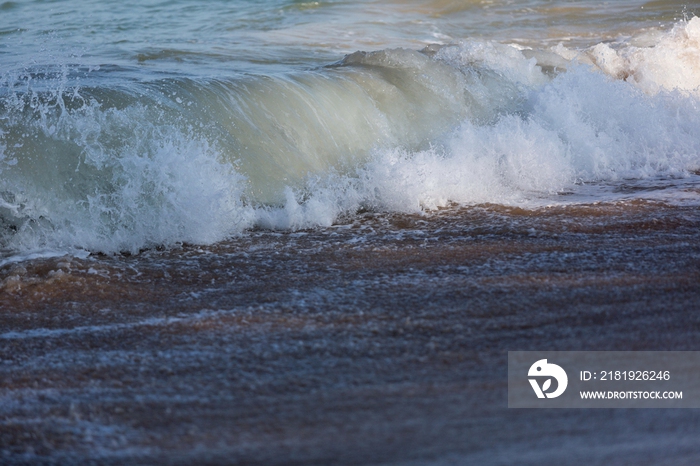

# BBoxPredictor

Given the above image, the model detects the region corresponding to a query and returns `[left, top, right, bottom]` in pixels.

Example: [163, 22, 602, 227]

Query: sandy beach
[2, 201, 700, 464]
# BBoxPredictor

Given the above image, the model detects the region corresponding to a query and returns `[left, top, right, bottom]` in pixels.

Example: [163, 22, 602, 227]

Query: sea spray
[1, 18, 700, 259]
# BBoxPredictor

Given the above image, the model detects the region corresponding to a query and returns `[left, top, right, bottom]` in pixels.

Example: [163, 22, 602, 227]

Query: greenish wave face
[1, 1, 699, 260]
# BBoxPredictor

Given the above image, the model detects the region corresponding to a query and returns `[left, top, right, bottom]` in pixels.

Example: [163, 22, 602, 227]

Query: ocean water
[0, 0, 699, 260]
[3, 2, 700, 463]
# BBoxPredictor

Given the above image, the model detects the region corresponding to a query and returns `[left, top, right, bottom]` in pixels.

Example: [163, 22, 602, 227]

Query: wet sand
[1, 201, 700, 464]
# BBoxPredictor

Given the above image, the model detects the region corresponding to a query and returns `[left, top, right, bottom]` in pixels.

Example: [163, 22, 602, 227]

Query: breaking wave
[1, 17, 699, 258]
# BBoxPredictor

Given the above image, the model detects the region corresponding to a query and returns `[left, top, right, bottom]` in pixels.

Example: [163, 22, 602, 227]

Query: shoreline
[1, 201, 700, 464]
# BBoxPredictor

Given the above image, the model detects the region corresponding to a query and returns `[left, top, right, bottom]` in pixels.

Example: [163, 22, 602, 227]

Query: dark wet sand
[1, 202, 700, 465]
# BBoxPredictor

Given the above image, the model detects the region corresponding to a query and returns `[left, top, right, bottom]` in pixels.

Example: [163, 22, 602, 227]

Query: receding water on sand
[2, 201, 700, 463]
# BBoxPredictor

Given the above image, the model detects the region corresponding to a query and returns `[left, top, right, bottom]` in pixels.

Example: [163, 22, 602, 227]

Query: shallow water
[2, 201, 700, 463]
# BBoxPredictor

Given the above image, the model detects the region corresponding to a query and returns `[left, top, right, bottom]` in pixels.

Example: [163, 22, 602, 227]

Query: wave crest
[1, 19, 700, 258]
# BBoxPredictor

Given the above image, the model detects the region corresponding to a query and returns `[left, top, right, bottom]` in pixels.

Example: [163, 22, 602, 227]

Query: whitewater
[1, 0, 699, 259]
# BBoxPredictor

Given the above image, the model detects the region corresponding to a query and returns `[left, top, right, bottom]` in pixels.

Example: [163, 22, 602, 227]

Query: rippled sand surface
[2, 201, 700, 464]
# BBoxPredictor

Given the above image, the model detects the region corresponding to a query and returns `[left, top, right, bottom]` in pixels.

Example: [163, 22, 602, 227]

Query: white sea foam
[0, 101, 256, 255]
[254, 27, 700, 228]
[1, 18, 700, 258]
[567, 16, 700, 96]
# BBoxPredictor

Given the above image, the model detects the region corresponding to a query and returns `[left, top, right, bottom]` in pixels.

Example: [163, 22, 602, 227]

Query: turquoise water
[1, 0, 699, 259]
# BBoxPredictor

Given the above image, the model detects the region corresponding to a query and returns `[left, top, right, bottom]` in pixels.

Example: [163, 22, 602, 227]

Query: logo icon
[528, 359, 568, 399]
